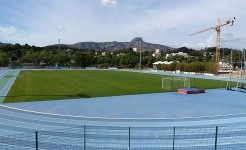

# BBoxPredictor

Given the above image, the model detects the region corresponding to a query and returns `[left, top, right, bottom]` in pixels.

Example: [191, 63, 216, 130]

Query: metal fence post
[214, 126, 218, 150]
[84, 125, 86, 150]
[128, 126, 131, 150]
[173, 127, 176, 150]
[35, 131, 38, 150]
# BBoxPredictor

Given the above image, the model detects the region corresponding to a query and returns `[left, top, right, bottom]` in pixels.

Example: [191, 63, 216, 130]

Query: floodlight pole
[244, 49, 246, 86]
[240, 50, 243, 88]
[241, 49, 246, 87]
[228, 49, 232, 89]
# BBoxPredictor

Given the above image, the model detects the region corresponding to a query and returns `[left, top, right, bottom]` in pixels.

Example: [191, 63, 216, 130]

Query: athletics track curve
[1, 69, 246, 149]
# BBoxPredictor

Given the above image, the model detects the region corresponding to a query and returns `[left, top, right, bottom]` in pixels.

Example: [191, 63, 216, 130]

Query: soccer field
[5, 70, 229, 103]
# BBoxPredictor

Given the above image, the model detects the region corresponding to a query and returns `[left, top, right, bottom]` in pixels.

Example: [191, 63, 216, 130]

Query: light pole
[228, 49, 233, 90]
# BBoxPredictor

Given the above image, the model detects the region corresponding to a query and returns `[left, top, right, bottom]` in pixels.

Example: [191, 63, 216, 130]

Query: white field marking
[2, 104, 246, 122]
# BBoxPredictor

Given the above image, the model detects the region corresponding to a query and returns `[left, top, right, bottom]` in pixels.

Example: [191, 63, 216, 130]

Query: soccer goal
[162, 76, 190, 90]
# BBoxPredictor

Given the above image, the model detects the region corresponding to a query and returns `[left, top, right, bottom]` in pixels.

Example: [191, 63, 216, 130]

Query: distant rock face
[126, 37, 173, 51]
[48, 37, 173, 51]
[127, 37, 143, 49]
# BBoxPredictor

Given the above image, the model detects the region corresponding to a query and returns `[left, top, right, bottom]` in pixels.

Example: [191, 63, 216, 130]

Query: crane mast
[215, 19, 221, 64]
[190, 17, 235, 64]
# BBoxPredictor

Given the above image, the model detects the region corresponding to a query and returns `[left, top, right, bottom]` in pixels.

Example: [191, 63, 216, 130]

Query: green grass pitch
[4, 70, 230, 103]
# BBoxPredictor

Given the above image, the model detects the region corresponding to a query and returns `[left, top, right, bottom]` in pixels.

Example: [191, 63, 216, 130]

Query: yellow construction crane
[190, 17, 236, 64]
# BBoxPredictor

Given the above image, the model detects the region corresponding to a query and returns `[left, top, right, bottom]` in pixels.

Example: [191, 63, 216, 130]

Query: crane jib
[189, 17, 236, 65]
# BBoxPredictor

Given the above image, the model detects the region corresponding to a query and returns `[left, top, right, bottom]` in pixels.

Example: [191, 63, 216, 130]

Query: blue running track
[1, 69, 246, 149]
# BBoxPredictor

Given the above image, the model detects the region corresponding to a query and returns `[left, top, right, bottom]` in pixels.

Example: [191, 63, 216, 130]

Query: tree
[54, 52, 69, 66]
[0, 52, 8, 66]
[205, 62, 218, 74]
[73, 51, 87, 67]
[176, 62, 185, 71]
[22, 51, 35, 64]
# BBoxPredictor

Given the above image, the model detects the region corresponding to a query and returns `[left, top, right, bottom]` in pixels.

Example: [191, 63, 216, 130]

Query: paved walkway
[0, 70, 20, 103]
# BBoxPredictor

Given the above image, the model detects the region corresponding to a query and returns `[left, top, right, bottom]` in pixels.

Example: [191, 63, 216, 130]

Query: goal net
[162, 76, 190, 90]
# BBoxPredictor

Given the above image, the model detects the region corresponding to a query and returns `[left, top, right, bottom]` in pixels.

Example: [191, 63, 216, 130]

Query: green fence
[1, 125, 246, 150]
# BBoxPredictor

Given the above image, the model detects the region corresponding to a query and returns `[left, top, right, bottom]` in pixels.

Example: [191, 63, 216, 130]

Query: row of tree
[0, 43, 244, 74]
[0, 44, 157, 68]
[158, 62, 218, 74]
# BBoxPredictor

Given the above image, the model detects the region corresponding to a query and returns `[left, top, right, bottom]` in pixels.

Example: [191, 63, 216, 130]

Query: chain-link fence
[1, 125, 246, 150]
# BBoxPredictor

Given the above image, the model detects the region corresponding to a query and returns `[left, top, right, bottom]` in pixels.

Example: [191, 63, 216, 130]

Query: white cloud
[101, 0, 117, 7]
[1, 0, 246, 49]
[182, 42, 190, 48]
[124, 0, 246, 48]
[206, 35, 216, 47]
[221, 33, 246, 43]
[0, 26, 17, 36]
[0, 26, 24, 39]
[55, 26, 66, 32]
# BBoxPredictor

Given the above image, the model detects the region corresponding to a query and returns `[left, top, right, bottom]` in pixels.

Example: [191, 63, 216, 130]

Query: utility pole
[58, 39, 61, 51]
[139, 37, 142, 70]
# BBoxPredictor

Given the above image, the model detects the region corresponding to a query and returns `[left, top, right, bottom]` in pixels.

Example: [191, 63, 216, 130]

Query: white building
[152, 61, 173, 70]
[101, 52, 106, 56]
[133, 47, 139, 52]
[166, 52, 188, 58]
[219, 62, 232, 70]
[152, 49, 161, 58]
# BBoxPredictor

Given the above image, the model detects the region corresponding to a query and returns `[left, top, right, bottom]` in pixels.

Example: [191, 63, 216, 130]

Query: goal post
[162, 76, 190, 90]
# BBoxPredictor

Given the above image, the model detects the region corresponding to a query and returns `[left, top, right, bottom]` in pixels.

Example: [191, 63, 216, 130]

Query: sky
[0, 0, 245, 49]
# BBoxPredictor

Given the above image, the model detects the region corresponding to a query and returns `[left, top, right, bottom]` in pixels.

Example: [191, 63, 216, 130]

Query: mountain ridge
[0, 38, 174, 51]
[49, 37, 173, 51]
